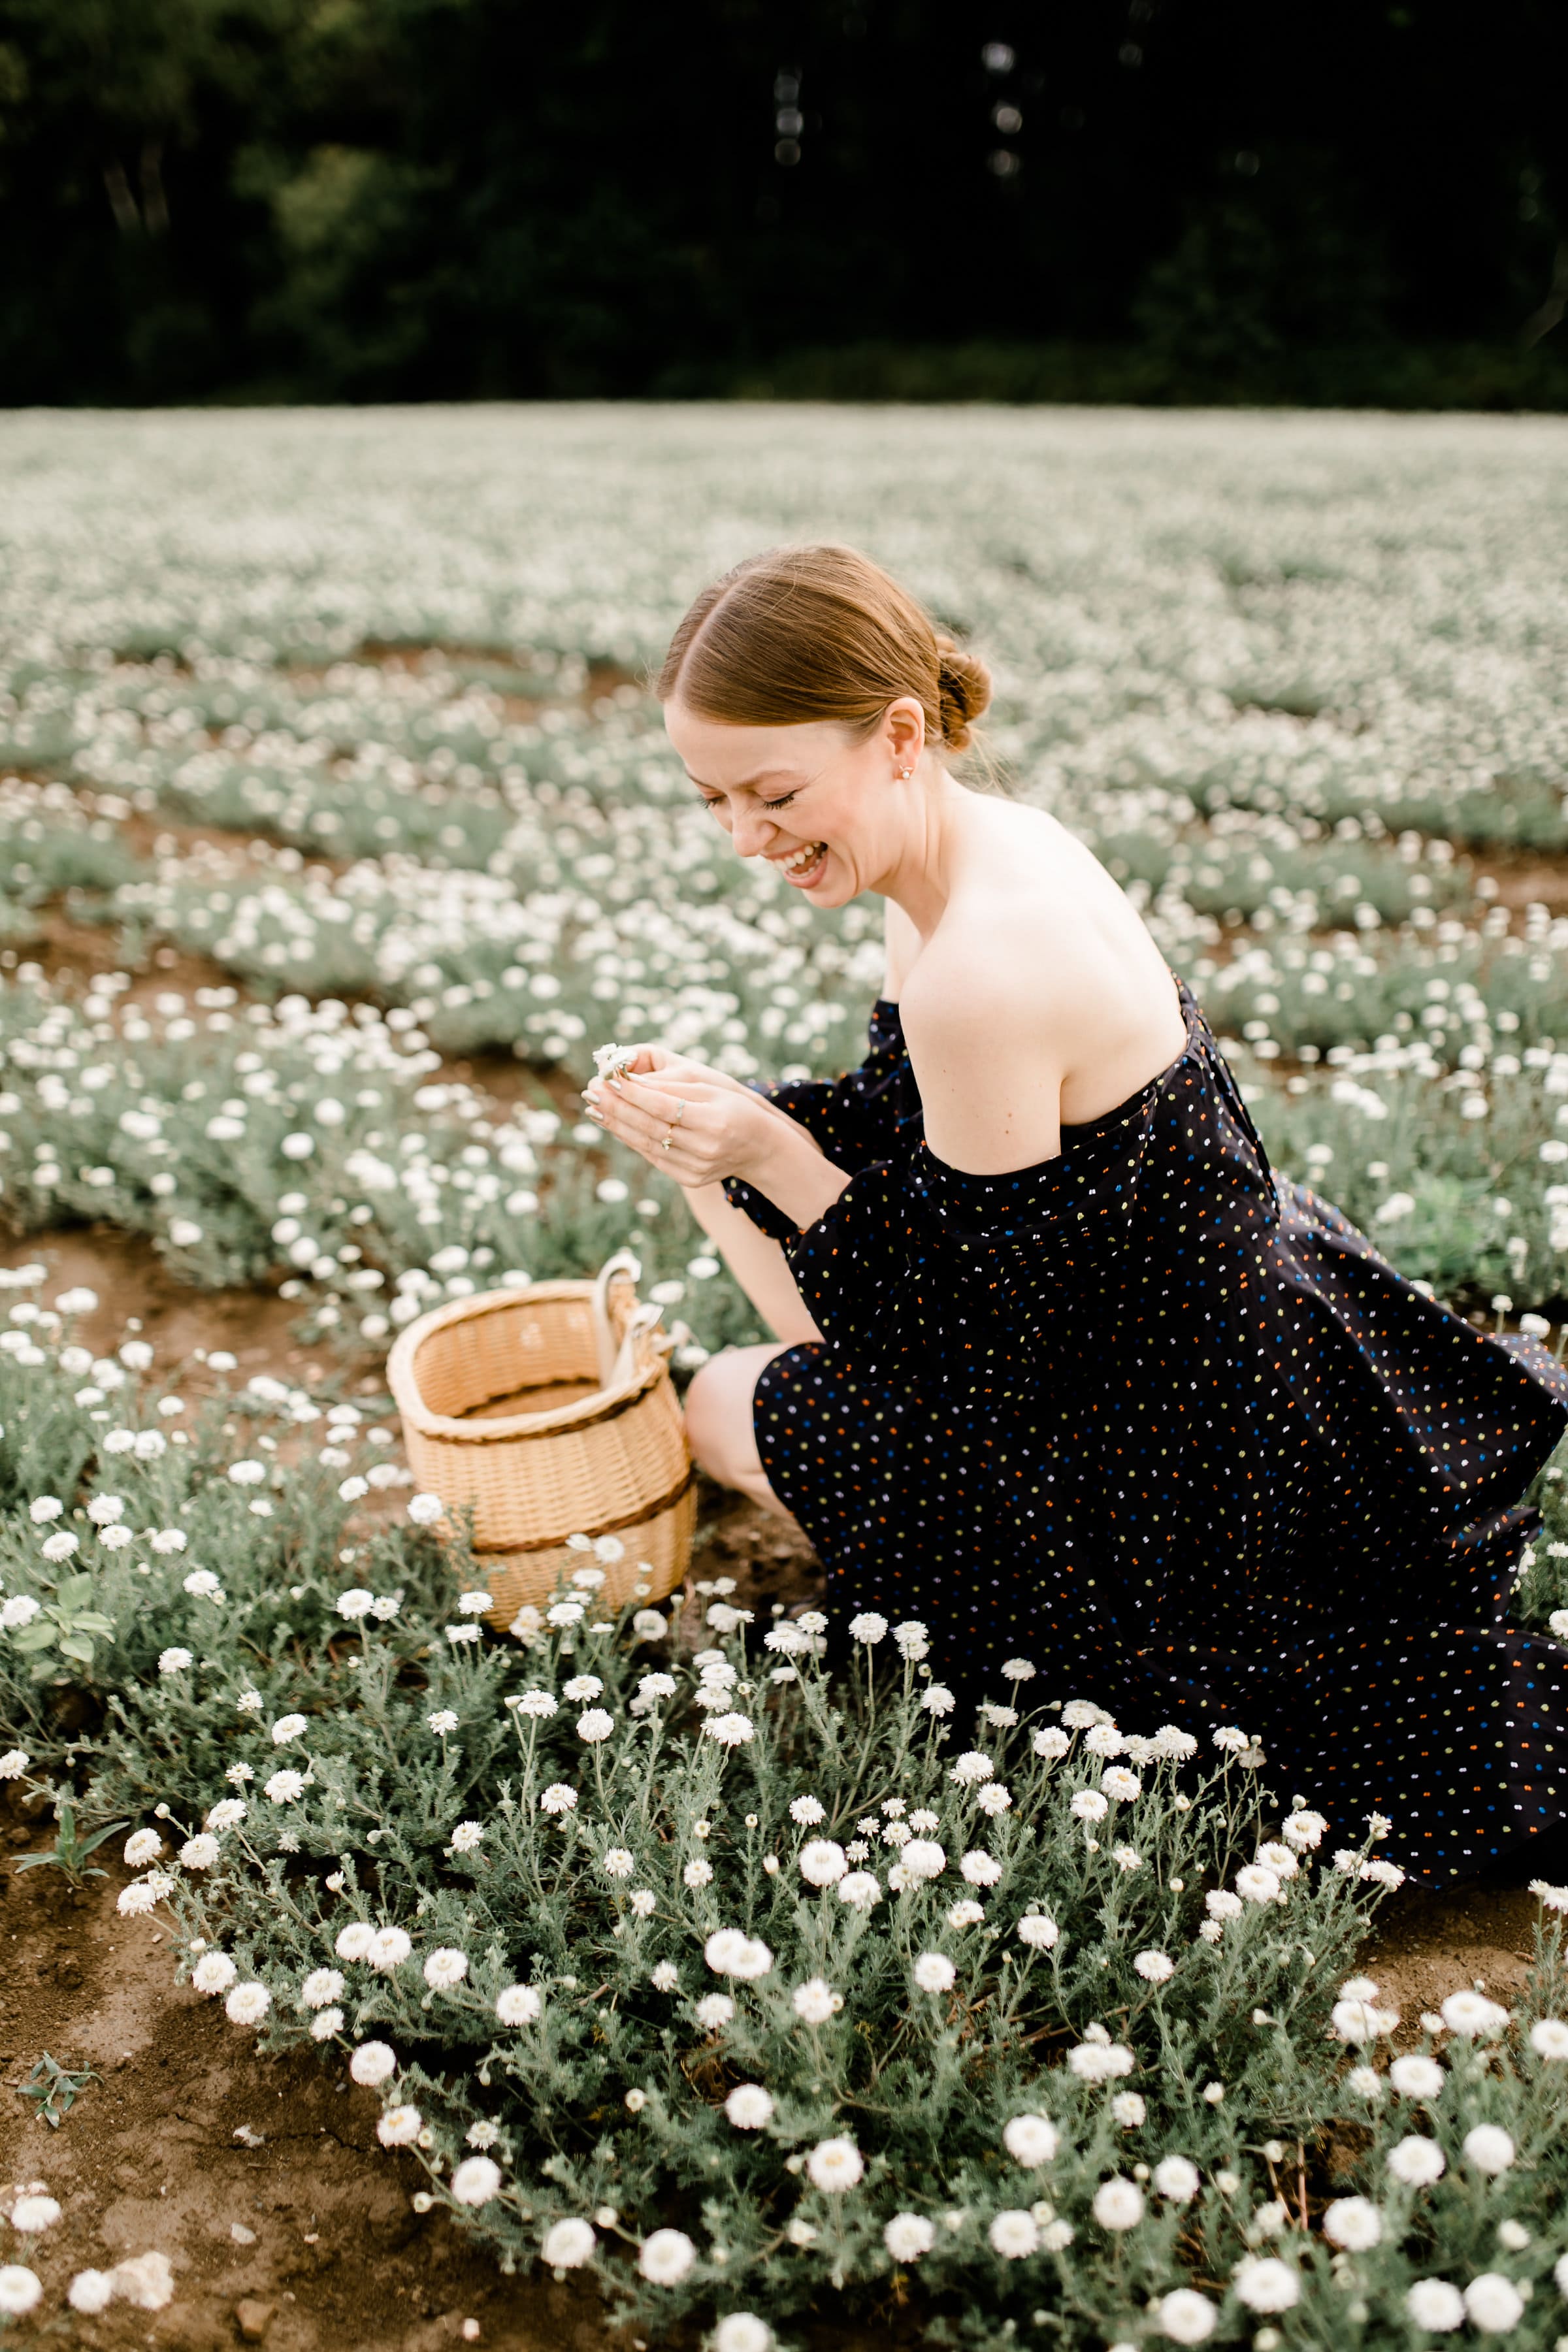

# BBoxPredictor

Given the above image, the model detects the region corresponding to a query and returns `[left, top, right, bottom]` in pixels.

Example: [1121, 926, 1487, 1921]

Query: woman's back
[894, 795, 1192, 1168]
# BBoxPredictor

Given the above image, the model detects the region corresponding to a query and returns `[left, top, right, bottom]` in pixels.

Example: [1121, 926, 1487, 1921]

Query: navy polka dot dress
[723, 971, 1568, 1884]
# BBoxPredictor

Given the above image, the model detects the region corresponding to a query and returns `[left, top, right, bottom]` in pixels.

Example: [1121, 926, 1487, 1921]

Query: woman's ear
[884, 696, 926, 776]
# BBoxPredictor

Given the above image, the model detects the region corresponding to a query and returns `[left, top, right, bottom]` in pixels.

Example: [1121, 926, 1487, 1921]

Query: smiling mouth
[777, 841, 827, 879]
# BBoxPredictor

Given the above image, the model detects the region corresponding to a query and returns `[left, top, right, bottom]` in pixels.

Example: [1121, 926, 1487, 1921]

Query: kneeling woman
[585, 543, 1568, 1886]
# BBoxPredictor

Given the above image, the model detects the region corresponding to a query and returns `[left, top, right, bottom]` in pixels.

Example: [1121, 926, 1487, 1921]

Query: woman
[584, 543, 1568, 1884]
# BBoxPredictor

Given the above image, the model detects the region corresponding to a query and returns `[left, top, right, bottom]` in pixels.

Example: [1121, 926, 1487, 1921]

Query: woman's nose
[730, 808, 775, 858]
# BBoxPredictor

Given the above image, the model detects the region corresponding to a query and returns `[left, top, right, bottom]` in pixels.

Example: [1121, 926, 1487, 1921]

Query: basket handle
[602, 1299, 672, 1391]
[590, 1250, 642, 1384]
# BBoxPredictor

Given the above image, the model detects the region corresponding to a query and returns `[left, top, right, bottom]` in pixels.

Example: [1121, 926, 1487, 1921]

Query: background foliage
[0, 0, 1565, 407]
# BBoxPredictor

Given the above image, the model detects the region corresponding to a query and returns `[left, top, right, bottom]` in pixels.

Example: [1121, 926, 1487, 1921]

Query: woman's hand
[583, 1060, 792, 1190]
[598, 1041, 755, 1097]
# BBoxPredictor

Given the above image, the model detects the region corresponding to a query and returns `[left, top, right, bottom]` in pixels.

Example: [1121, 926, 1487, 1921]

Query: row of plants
[3, 1307, 1568, 2344]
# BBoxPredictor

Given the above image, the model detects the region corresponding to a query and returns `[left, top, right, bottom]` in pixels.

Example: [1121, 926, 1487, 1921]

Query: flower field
[3, 404, 1568, 2345]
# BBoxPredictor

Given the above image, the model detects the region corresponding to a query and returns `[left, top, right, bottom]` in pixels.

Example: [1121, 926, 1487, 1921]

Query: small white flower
[1154, 2289, 1217, 2344]
[921, 1684, 956, 1714]
[496, 1984, 542, 2025]
[806, 2136, 863, 2191]
[725, 2083, 775, 2129]
[8, 2196, 60, 2233]
[792, 1976, 837, 2023]
[180, 1834, 220, 1870]
[987, 2209, 1039, 2259]
[263, 1769, 304, 1805]
[451, 2156, 502, 2207]
[696, 1993, 735, 2029]
[1461, 2125, 1514, 2175]
[1070, 1789, 1109, 1823]
[836, 1871, 881, 1911]
[1134, 1950, 1175, 1982]
[1529, 2016, 1568, 2059]
[950, 1750, 994, 1786]
[271, 1713, 308, 1745]
[1002, 2114, 1059, 2167]
[638, 2228, 696, 2285]
[883, 2212, 936, 2262]
[899, 1837, 945, 1881]
[541, 2217, 595, 2269]
[1390, 2053, 1446, 2098]
[1386, 2134, 1446, 2186]
[1092, 2178, 1144, 2231]
[1233, 2259, 1300, 2314]
[335, 1923, 376, 1961]
[539, 1784, 578, 1814]
[1032, 1725, 1071, 1759]
[683, 1858, 713, 1889]
[125, 1827, 164, 1867]
[799, 1838, 849, 1887]
[576, 1708, 614, 1742]
[158, 1646, 193, 1675]
[703, 1710, 755, 1746]
[1017, 1913, 1058, 1950]
[423, 1947, 468, 1990]
[350, 2041, 397, 2085]
[1440, 1989, 1511, 2036]
[1462, 2274, 1525, 2333]
[1235, 1863, 1281, 1904]
[300, 1968, 344, 2009]
[407, 1492, 445, 1526]
[960, 1849, 1003, 1886]
[191, 1952, 238, 1995]
[378, 2104, 423, 2148]
[335, 1588, 374, 1620]
[1152, 2155, 1200, 2202]
[1321, 2196, 1382, 2250]
[1405, 2279, 1465, 2332]
[913, 1952, 956, 1994]
[1332, 1996, 1401, 2042]
[225, 1982, 270, 2026]
[367, 1925, 412, 1972]
[651, 1961, 680, 1992]
[1067, 2040, 1134, 2083]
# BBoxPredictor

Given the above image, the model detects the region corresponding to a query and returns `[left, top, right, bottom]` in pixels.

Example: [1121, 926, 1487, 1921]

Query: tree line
[0, 0, 1564, 407]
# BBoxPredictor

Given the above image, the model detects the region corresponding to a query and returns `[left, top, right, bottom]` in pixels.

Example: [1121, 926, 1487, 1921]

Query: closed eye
[762, 791, 799, 809]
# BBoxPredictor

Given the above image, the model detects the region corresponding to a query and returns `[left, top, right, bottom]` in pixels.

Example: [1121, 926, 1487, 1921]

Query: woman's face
[664, 696, 923, 907]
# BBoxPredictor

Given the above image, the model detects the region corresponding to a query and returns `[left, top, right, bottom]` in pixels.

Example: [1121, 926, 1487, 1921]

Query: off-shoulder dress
[722, 969, 1568, 1883]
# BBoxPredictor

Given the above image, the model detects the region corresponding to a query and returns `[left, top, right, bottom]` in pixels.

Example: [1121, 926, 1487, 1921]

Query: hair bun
[933, 631, 992, 752]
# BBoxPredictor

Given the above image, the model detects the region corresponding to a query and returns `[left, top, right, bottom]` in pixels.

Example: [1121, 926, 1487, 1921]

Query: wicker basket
[386, 1252, 694, 1631]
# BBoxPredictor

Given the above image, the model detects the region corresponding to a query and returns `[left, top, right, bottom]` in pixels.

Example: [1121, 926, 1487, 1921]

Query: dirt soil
[1, 1807, 1560, 2351]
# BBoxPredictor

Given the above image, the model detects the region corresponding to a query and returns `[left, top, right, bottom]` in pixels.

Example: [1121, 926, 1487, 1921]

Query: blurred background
[0, 0, 1565, 411]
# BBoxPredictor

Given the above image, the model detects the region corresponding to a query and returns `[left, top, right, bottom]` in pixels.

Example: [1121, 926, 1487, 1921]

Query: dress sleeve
[721, 1000, 921, 1244]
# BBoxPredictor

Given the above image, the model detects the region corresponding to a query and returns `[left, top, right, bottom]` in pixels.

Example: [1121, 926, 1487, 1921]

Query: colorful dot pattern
[723, 972, 1568, 1884]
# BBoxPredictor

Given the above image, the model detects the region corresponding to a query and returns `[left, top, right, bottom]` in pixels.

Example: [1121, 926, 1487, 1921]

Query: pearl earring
[898, 766, 912, 780]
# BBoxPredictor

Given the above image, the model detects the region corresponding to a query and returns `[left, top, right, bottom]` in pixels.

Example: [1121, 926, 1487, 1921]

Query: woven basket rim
[387, 1279, 663, 1444]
